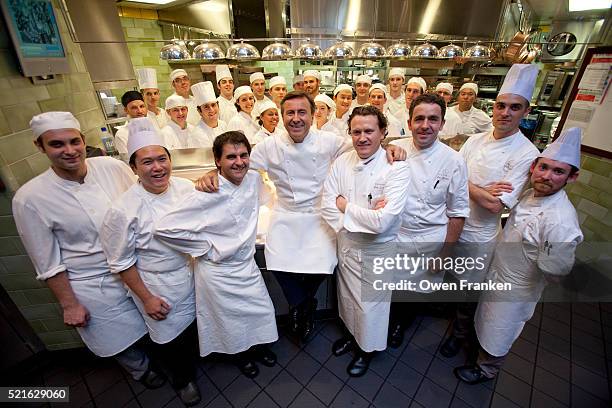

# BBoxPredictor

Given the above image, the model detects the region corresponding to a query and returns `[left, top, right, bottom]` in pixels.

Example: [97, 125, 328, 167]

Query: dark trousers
[153, 322, 198, 389]
[452, 302, 478, 340]
[476, 347, 506, 378]
[271, 271, 327, 307]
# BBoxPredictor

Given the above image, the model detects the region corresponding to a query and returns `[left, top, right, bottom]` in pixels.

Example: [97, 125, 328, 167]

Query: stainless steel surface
[261, 42, 294, 60]
[324, 41, 356, 59]
[536, 70, 575, 108]
[465, 43, 491, 60]
[193, 42, 225, 60]
[160, 41, 192, 60]
[157, 0, 232, 35]
[412, 42, 438, 58]
[386, 41, 412, 58]
[226, 42, 261, 60]
[438, 43, 464, 58]
[357, 42, 386, 59]
[541, 19, 605, 62]
[295, 42, 323, 59]
[168, 147, 218, 170]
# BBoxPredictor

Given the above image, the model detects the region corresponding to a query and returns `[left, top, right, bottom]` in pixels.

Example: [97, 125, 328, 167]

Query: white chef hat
[169, 69, 188, 82]
[355, 74, 372, 85]
[191, 81, 217, 107]
[30, 111, 81, 139]
[234, 85, 253, 100]
[460, 82, 478, 94]
[165, 94, 187, 110]
[333, 84, 353, 97]
[435, 82, 453, 93]
[539, 127, 582, 169]
[215, 65, 232, 83]
[255, 100, 278, 118]
[269, 76, 286, 88]
[137, 68, 158, 89]
[303, 70, 321, 81]
[369, 83, 388, 97]
[127, 117, 166, 159]
[315, 94, 336, 110]
[498, 63, 539, 102]
[388, 68, 405, 79]
[292, 74, 304, 84]
[249, 72, 265, 83]
[407, 77, 427, 92]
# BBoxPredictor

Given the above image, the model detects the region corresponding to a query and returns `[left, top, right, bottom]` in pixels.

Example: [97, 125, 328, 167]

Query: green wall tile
[0, 130, 38, 164]
[0, 237, 20, 256]
[0, 215, 17, 236]
[23, 288, 57, 304]
[11, 237, 26, 255]
[120, 17, 135, 28]
[0, 51, 18, 77]
[0, 109, 10, 136]
[0, 193, 11, 216]
[9, 159, 35, 187]
[0, 273, 44, 291]
[46, 81, 71, 98]
[582, 156, 612, 177]
[29, 319, 47, 334]
[2, 102, 41, 133]
[578, 199, 608, 220]
[20, 303, 61, 320]
[68, 73, 94, 93]
[1, 255, 35, 275]
[0, 78, 10, 89]
[47, 340, 84, 351]
[583, 216, 612, 241]
[38, 330, 78, 346]
[7, 290, 29, 307]
[67, 92, 99, 112]
[126, 27, 145, 38]
[41, 317, 68, 332]
[588, 173, 612, 195]
[26, 152, 50, 176]
[38, 97, 69, 113]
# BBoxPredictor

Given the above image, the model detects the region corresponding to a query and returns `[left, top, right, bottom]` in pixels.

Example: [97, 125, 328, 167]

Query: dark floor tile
[303, 333, 332, 364]
[528, 311, 541, 327]
[413, 377, 452, 408]
[137, 382, 176, 408]
[288, 389, 325, 408]
[195, 374, 220, 407]
[419, 316, 450, 337]
[538, 332, 570, 359]
[369, 350, 397, 378]
[571, 363, 610, 401]
[387, 360, 423, 398]
[424, 357, 457, 393]
[494, 372, 531, 408]
[123, 397, 141, 408]
[509, 338, 537, 363]
[205, 393, 232, 408]
[572, 302, 600, 321]
[500, 353, 534, 385]
[571, 384, 610, 408]
[602, 309, 612, 327]
[323, 352, 353, 382]
[330, 385, 369, 408]
[247, 391, 280, 408]
[449, 396, 472, 408]
[62, 381, 91, 408]
[286, 351, 321, 386]
[204, 362, 240, 391]
[270, 336, 301, 368]
[541, 316, 570, 339]
[306, 366, 343, 406]
[532, 367, 569, 406]
[319, 321, 344, 342]
[410, 328, 442, 355]
[542, 303, 571, 323]
[94, 380, 134, 408]
[573, 314, 603, 337]
[223, 375, 261, 408]
[84, 365, 124, 397]
[252, 362, 282, 388]
[571, 343, 607, 376]
[264, 369, 302, 407]
[400, 344, 434, 375]
[571, 327, 605, 356]
[372, 382, 412, 408]
[535, 347, 570, 380]
[43, 366, 83, 387]
[490, 392, 520, 408]
[519, 323, 538, 344]
[409, 401, 424, 408]
[530, 390, 566, 408]
[455, 381, 494, 408]
[347, 368, 384, 401]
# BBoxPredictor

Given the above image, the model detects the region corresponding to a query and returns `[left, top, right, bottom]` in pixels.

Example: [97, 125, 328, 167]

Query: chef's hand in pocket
[195, 169, 219, 193]
[63, 303, 90, 327]
[144, 296, 171, 320]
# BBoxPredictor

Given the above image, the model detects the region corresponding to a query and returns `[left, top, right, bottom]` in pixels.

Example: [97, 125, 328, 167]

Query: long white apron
[195, 258, 278, 357]
[396, 229, 446, 293]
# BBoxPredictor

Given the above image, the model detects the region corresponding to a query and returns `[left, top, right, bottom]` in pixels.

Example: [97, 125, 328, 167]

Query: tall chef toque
[498, 63, 539, 102]
[127, 117, 166, 159]
[191, 81, 217, 106]
[30, 111, 81, 139]
[137, 68, 158, 89]
[539, 127, 582, 169]
[215, 65, 232, 83]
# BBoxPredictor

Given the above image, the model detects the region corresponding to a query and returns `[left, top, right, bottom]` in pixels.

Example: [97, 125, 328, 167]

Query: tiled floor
[9, 302, 612, 408]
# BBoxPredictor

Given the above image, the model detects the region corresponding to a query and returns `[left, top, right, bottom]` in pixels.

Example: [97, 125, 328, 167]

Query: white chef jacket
[396, 108, 411, 137]
[12, 157, 146, 357]
[449, 105, 493, 135]
[251, 125, 284, 144]
[250, 128, 352, 274]
[382, 107, 403, 138]
[217, 95, 237, 124]
[165, 93, 200, 126]
[114, 124, 129, 155]
[438, 108, 463, 139]
[227, 111, 260, 142]
[385, 92, 405, 119]
[101, 177, 196, 344]
[160, 121, 211, 149]
[321, 147, 411, 351]
[154, 171, 278, 356]
[350, 99, 368, 111]
[253, 95, 273, 119]
[197, 119, 227, 146]
[475, 189, 582, 356]
[148, 109, 167, 129]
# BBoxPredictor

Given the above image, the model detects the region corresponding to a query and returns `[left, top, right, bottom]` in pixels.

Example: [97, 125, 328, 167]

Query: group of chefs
[11, 59, 584, 406]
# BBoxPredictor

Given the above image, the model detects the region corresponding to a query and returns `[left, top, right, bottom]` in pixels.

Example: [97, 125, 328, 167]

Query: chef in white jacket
[322, 105, 411, 377]
[387, 94, 470, 348]
[331, 84, 353, 136]
[252, 99, 284, 144]
[369, 83, 403, 137]
[137, 68, 168, 129]
[227, 86, 260, 141]
[160, 94, 211, 149]
[114, 91, 149, 156]
[13, 112, 164, 389]
[386, 67, 406, 118]
[168, 69, 200, 126]
[397, 77, 426, 136]
[215, 65, 237, 123]
[441, 64, 540, 359]
[192, 81, 227, 145]
[350, 74, 372, 110]
[303, 70, 321, 99]
[269, 75, 287, 108]
[448, 83, 493, 135]
[314, 93, 339, 135]
[250, 72, 273, 117]
[155, 131, 278, 379]
[435, 82, 462, 139]
[454, 127, 583, 384]
[100, 118, 200, 405]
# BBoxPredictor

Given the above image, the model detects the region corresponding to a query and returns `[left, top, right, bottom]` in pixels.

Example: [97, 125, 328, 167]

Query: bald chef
[100, 118, 200, 405]
[137, 67, 167, 129]
[13, 112, 164, 388]
[455, 127, 583, 384]
[160, 94, 211, 149]
[191, 81, 227, 145]
[168, 69, 200, 126]
[448, 83, 493, 135]
[441, 64, 540, 359]
[215, 64, 237, 123]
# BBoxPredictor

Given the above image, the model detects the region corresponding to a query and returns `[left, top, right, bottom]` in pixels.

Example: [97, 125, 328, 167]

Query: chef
[386, 67, 406, 118]
[252, 99, 283, 144]
[303, 70, 321, 99]
[226, 86, 259, 141]
[332, 84, 354, 131]
[292, 74, 305, 92]
[137, 67, 167, 129]
[435, 82, 462, 139]
[368, 83, 403, 137]
[441, 64, 540, 359]
[114, 91, 149, 156]
[454, 127, 583, 384]
[192, 81, 227, 145]
[387, 94, 470, 348]
[322, 105, 411, 377]
[350, 74, 372, 110]
[314, 93, 338, 135]
[448, 83, 493, 135]
[269, 75, 288, 108]
[100, 118, 200, 405]
[156, 131, 278, 379]
[215, 64, 237, 123]
[13, 112, 163, 389]
[250, 72, 273, 116]
[169, 69, 200, 126]
[161, 94, 210, 149]
[397, 76, 426, 134]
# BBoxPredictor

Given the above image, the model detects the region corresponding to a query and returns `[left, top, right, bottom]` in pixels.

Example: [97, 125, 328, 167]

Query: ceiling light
[568, 0, 611, 11]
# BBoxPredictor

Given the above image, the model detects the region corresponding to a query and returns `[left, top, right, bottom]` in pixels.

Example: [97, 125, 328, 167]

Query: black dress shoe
[251, 345, 277, 367]
[388, 323, 405, 348]
[332, 336, 353, 356]
[300, 298, 318, 342]
[289, 306, 301, 334]
[177, 381, 201, 407]
[454, 365, 493, 385]
[440, 335, 462, 358]
[236, 355, 259, 378]
[139, 367, 166, 389]
[347, 351, 373, 377]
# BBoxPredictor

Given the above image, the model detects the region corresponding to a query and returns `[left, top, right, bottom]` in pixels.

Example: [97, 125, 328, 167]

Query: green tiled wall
[253, 61, 298, 90]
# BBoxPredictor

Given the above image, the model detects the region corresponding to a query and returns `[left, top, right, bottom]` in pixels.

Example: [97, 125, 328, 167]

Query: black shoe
[251, 345, 277, 367]
[388, 323, 405, 348]
[440, 335, 462, 358]
[289, 306, 300, 334]
[332, 336, 353, 356]
[139, 367, 166, 389]
[347, 351, 373, 377]
[300, 298, 318, 342]
[236, 356, 259, 378]
[454, 365, 493, 385]
[176, 381, 201, 407]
